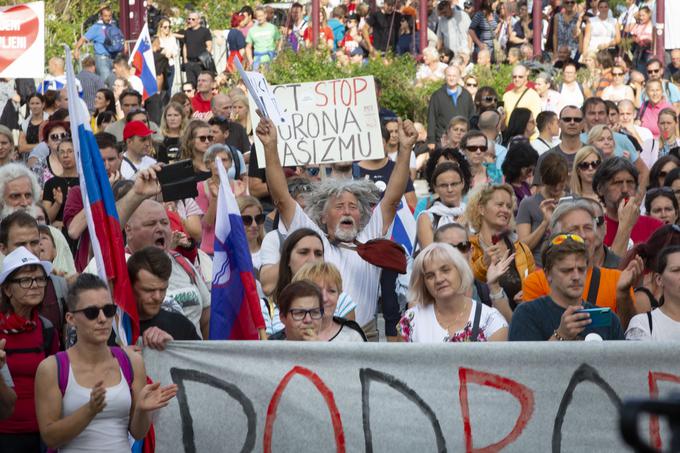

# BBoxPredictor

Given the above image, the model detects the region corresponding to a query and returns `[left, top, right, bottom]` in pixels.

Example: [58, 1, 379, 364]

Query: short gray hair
[303, 179, 380, 233]
[550, 198, 596, 232]
[203, 143, 232, 166]
[409, 242, 473, 306]
[0, 163, 41, 210]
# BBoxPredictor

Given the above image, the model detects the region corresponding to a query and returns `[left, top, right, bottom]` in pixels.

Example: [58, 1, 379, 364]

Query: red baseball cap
[123, 121, 154, 141]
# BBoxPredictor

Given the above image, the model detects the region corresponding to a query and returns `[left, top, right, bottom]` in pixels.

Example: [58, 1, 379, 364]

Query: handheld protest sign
[250, 76, 384, 168]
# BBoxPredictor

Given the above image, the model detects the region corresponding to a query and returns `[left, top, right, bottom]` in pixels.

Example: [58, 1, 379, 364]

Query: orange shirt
[522, 266, 633, 313]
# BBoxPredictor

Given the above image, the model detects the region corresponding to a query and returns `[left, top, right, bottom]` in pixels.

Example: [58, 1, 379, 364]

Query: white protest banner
[250, 76, 384, 168]
[145, 342, 680, 452]
[0, 1, 44, 79]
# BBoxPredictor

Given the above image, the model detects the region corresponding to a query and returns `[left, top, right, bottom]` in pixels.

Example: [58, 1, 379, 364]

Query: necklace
[435, 299, 470, 334]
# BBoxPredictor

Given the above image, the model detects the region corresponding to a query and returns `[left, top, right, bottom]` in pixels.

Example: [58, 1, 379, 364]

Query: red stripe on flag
[229, 271, 264, 340]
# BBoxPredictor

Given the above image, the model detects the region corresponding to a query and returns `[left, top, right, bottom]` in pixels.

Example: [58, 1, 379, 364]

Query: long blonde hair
[180, 119, 210, 162]
[237, 195, 264, 246]
[230, 92, 252, 135]
[570, 146, 602, 196]
[160, 102, 188, 137]
[463, 184, 516, 232]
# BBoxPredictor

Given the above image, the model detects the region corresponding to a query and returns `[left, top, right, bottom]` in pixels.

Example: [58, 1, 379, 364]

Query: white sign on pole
[250, 76, 384, 168]
[0, 1, 44, 79]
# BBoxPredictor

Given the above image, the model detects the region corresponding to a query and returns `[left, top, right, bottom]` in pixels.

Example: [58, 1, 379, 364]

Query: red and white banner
[0, 1, 44, 79]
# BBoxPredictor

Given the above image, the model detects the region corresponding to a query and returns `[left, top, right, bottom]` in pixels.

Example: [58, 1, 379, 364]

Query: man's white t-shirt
[120, 153, 157, 180]
[279, 203, 385, 326]
[388, 150, 417, 172]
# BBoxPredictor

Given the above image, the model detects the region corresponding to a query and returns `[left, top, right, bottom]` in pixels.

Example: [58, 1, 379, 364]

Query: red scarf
[0, 308, 38, 334]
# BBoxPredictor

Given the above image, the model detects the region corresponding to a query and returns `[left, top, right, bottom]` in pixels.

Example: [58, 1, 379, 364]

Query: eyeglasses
[647, 68, 661, 74]
[72, 304, 118, 320]
[436, 181, 463, 190]
[242, 214, 265, 226]
[49, 132, 70, 141]
[578, 160, 601, 170]
[451, 241, 472, 253]
[483, 96, 497, 103]
[550, 233, 585, 246]
[465, 145, 487, 153]
[195, 135, 214, 143]
[8, 276, 48, 289]
[288, 307, 324, 321]
[561, 116, 583, 123]
[466, 83, 478, 88]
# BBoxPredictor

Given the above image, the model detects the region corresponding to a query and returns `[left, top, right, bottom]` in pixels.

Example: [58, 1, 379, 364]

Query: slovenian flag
[210, 157, 264, 340]
[65, 47, 140, 344]
[128, 22, 157, 101]
[391, 197, 416, 256]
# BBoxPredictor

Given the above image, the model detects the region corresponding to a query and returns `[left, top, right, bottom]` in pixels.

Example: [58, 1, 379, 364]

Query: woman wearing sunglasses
[238, 195, 265, 272]
[571, 146, 603, 203]
[180, 119, 213, 181]
[0, 247, 58, 451]
[399, 242, 508, 343]
[28, 120, 70, 186]
[34, 273, 177, 452]
[417, 161, 471, 249]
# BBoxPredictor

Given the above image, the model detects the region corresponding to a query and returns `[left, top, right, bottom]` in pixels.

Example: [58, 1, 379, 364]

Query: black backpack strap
[228, 145, 241, 177]
[470, 300, 483, 342]
[333, 316, 368, 342]
[586, 267, 601, 305]
[122, 155, 138, 173]
[431, 213, 442, 231]
[647, 311, 653, 334]
[475, 280, 492, 307]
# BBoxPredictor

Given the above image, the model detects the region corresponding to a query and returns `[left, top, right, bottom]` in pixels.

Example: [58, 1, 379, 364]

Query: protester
[501, 140, 539, 206]
[400, 242, 508, 342]
[570, 146, 602, 202]
[0, 247, 59, 450]
[510, 233, 625, 341]
[270, 280, 325, 341]
[183, 11, 213, 86]
[73, 6, 119, 81]
[34, 274, 178, 451]
[427, 66, 475, 149]
[237, 195, 265, 272]
[645, 188, 679, 225]
[292, 262, 366, 341]
[17, 94, 48, 160]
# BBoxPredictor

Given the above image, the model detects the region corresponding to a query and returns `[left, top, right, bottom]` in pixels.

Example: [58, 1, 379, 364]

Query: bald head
[211, 93, 233, 118]
[478, 110, 501, 132]
[125, 200, 171, 252]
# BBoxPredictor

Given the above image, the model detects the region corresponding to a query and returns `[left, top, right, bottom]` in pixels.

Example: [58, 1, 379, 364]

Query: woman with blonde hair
[587, 124, 616, 159]
[229, 91, 252, 139]
[237, 195, 265, 271]
[180, 119, 213, 180]
[571, 146, 602, 202]
[292, 262, 365, 341]
[399, 242, 508, 342]
[159, 102, 188, 163]
[464, 184, 535, 305]
[157, 17, 180, 98]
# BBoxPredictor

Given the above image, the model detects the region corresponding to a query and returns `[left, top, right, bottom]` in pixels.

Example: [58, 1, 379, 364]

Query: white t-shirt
[260, 229, 283, 267]
[128, 75, 144, 97]
[559, 82, 585, 110]
[626, 309, 680, 341]
[633, 125, 656, 169]
[531, 136, 560, 155]
[279, 203, 385, 326]
[399, 300, 507, 343]
[388, 150, 417, 172]
[120, 153, 157, 180]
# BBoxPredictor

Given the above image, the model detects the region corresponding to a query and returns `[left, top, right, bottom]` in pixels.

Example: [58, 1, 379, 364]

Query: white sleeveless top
[60, 364, 132, 453]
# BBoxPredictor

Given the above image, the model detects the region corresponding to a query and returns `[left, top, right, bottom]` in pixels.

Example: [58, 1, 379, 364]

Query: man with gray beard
[0, 164, 75, 275]
[258, 116, 417, 340]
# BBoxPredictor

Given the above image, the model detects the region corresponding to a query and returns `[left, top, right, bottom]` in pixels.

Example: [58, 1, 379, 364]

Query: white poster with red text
[0, 1, 44, 79]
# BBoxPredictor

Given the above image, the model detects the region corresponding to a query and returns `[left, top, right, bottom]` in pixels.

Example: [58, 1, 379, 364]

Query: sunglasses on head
[550, 233, 585, 246]
[72, 304, 117, 320]
[578, 160, 601, 170]
[242, 214, 265, 226]
[50, 132, 70, 141]
[196, 134, 214, 143]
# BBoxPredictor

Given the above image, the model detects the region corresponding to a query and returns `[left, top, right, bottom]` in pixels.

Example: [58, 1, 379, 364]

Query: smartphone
[576, 307, 612, 328]
[156, 159, 199, 202]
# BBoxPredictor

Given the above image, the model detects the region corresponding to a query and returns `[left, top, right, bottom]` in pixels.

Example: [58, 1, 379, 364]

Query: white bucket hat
[0, 247, 52, 285]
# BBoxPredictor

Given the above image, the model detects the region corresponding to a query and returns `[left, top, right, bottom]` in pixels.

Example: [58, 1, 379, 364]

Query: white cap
[0, 247, 52, 285]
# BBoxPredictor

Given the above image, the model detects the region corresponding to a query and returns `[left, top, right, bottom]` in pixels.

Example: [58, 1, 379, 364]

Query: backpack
[54, 346, 133, 395]
[227, 145, 241, 178]
[104, 24, 125, 56]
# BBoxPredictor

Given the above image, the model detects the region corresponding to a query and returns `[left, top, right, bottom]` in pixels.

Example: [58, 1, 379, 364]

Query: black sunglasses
[465, 145, 487, 152]
[561, 116, 583, 123]
[72, 304, 117, 320]
[49, 132, 70, 141]
[195, 135, 214, 143]
[452, 241, 472, 253]
[242, 214, 265, 226]
[578, 160, 601, 170]
[483, 96, 497, 103]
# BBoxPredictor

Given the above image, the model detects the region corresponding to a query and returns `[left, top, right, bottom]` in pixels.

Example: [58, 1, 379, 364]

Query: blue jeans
[95, 54, 113, 83]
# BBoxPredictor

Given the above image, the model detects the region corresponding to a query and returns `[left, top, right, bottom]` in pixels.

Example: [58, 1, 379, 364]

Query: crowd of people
[0, 0, 679, 450]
